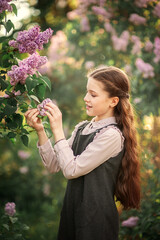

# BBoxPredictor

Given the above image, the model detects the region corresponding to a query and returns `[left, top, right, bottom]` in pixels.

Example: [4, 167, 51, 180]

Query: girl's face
[84, 77, 118, 121]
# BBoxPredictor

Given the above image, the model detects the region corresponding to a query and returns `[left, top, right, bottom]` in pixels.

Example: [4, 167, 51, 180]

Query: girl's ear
[110, 97, 119, 108]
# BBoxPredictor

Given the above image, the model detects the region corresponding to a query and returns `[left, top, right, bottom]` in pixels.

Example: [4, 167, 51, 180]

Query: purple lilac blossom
[154, 37, 160, 63]
[121, 216, 139, 227]
[7, 53, 48, 86]
[9, 26, 53, 54]
[135, 58, 154, 78]
[5, 202, 16, 217]
[18, 150, 31, 160]
[0, 0, 12, 14]
[37, 98, 52, 116]
[153, 2, 160, 18]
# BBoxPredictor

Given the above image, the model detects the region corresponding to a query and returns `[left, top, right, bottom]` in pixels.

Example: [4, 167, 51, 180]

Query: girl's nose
[84, 93, 88, 102]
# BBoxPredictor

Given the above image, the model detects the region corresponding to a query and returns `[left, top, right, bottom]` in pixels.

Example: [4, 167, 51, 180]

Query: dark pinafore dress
[57, 122, 124, 240]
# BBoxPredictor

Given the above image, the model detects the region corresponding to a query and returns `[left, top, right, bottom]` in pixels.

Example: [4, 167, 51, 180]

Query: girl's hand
[44, 102, 63, 135]
[24, 109, 44, 132]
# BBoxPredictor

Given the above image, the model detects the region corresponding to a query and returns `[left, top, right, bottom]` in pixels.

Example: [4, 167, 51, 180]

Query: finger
[44, 106, 55, 116]
[25, 108, 37, 117]
[27, 109, 39, 118]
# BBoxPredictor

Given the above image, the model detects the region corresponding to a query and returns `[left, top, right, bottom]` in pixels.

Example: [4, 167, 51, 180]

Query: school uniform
[38, 117, 125, 240]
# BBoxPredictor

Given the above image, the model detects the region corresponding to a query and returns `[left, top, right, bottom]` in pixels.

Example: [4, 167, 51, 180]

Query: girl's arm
[42, 102, 123, 178]
[24, 108, 60, 173]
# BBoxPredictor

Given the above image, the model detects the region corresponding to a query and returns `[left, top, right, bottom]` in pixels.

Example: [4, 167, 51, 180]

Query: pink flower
[18, 150, 31, 160]
[80, 16, 90, 32]
[85, 61, 95, 70]
[129, 13, 146, 25]
[104, 22, 116, 35]
[7, 53, 48, 86]
[9, 26, 53, 54]
[135, 58, 154, 78]
[144, 40, 153, 52]
[19, 166, 29, 174]
[37, 98, 52, 116]
[122, 216, 139, 227]
[134, 0, 149, 8]
[92, 6, 112, 19]
[112, 31, 130, 52]
[153, 37, 160, 63]
[4, 202, 16, 217]
[153, 2, 160, 18]
[0, 0, 12, 13]
[131, 35, 141, 54]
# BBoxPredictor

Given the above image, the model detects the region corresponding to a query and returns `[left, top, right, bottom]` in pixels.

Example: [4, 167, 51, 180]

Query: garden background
[0, 0, 160, 239]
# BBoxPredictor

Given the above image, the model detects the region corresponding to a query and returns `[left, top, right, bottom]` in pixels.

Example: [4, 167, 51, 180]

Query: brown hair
[88, 66, 141, 210]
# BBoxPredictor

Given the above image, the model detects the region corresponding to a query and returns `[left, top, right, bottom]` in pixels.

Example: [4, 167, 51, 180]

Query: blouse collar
[90, 116, 117, 129]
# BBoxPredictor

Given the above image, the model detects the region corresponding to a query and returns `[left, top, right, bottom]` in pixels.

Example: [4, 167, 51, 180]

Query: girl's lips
[86, 105, 92, 109]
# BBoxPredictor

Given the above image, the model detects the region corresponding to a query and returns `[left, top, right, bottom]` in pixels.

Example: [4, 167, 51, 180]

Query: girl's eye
[91, 94, 96, 97]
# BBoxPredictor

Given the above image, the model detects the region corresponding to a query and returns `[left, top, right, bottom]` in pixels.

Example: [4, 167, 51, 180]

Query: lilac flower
[144, 40, 153, 52]
[129, 13, 146, 25]
[4, 202, 16, 217]
[19, 166, 29, 174]
[0, 0, 12, 14]
[37, 98, 52, 116]
[131, 35, 141, 55]
[135, 58, 154, 78]
[134, 0, 149, 8]
[7, 53, 48, 86]
[153, 2, 160, 18]
[153, 37, 160, 63]
[92, 6, 112, 19]
[80, 16, 90, 32]
[9, 26, 53, 54]
[122, 216, 139, 227]
[111, 31, 130, 52]
[18, 150, 31, 160]
[85, 61, 95, 70]
[104, 22, 116, 35]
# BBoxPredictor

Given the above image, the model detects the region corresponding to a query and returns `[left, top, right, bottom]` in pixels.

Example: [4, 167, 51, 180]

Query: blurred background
[0, 0, 160, 239]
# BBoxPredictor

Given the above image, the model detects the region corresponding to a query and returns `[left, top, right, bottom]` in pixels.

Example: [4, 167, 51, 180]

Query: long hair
[88, 66, 141, 210]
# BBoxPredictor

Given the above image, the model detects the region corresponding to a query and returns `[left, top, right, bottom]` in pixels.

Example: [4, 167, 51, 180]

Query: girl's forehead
[87, 77, 104, 90]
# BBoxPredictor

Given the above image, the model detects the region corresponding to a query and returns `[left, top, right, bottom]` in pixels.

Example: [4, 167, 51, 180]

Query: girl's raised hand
[25, 109, 44, 132]
[44, 102, 63, 134]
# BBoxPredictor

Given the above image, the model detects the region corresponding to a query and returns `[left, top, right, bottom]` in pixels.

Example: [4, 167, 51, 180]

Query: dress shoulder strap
[95, 123, 121, 134]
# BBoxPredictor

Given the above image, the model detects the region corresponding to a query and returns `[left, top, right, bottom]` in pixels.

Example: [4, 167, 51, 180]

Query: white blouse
[38, 116, 124, 179]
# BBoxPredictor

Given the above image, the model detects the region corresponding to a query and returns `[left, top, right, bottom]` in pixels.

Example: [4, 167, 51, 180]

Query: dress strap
[95, 123, 119, 134]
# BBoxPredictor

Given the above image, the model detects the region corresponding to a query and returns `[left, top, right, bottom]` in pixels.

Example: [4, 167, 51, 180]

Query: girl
[25, 66, 140, 240]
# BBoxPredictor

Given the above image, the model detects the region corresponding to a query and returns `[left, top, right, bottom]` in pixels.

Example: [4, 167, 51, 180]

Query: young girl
[25, 66, 140, 240]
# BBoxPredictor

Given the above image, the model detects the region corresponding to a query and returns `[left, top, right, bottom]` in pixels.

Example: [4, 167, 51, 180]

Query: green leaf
[10, 3, 17, 16]
[3, 104, 17, 116]
[34, 84, 46, 101]
[29, 95, 40, 103]
[39, 76, 51, 91]
[21, 128, 29, 135]
[0, 76, 9, 90]
[5, 20, 14, 33]
[6, 117, 18, 129]
[2, 224, 9, 231]
[0, 36, 7, 43]
[9, 217, 18, 224]
[25, 76, 38, 93]
[21, 135, 29, 147]
[7, 132, 16, 138]
[13, 113, 23, 127]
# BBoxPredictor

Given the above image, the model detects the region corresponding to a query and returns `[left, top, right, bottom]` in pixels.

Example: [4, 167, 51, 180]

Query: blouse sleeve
[37, 121, 87, 173]
[54, 127, 123, 179]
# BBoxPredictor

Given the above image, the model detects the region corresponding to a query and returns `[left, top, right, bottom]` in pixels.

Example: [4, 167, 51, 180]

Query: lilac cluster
[121, 216, 139, 228]
[7, 53, 48, 86]
[135, 58, 154, 78]
[154, 37, 160, 63]
[37, 98, 52, 116]
[129, 13, 146, 25]
[9, 26, 53, 54]
[5, 202, 16, 217]
[0, 0, 12, 14]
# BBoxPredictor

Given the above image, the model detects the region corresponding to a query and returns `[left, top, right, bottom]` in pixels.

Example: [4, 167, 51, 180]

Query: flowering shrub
[0, 4, 53, 146]
[0, 202, 29, 240]
[0, 0, 12, 13]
